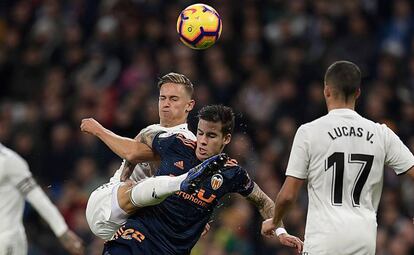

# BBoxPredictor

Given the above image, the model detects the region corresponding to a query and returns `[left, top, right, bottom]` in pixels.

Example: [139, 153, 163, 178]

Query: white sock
[130, 174, 188, 207]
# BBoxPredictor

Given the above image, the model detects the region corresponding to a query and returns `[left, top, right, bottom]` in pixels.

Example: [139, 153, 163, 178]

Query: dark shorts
[102, 221, 161, 255]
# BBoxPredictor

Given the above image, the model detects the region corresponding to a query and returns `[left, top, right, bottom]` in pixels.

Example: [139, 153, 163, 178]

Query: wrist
[275, 227, 287, 236]
[57, 228, 69, 238]
[95, 126, 106, 137]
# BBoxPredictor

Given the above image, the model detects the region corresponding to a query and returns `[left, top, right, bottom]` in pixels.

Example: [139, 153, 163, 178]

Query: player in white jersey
[262, 61, 414, 255]
[109, 123, 196, 184]
[84, 73, 207, 240]
[0, 143, 84, 255]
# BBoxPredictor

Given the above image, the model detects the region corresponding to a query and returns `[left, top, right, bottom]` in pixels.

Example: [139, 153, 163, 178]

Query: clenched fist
[80, 118, 103, 136]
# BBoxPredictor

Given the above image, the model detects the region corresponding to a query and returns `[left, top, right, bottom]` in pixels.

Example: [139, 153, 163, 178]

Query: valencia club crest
[211, 174, 223, 190]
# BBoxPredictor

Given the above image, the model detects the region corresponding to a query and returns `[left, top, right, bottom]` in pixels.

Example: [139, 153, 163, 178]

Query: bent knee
[117, 182, 137, 214]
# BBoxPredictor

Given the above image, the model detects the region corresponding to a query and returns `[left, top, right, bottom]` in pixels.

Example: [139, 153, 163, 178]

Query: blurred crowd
[0, 0, 414, 254]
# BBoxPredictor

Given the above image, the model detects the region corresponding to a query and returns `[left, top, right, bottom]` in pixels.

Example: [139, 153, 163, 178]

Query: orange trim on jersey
[177, 133, 196, 144]
[176, 134, 196, 149]
[174, 160, 185, 170]
[117, 227, 125, 236]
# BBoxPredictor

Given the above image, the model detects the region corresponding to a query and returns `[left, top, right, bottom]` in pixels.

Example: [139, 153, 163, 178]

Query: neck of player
[327, 99, 356, 112]
[160, 118, 187, 128]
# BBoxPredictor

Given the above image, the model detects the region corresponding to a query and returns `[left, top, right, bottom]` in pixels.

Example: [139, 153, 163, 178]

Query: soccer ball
[177, 3, 222, 50]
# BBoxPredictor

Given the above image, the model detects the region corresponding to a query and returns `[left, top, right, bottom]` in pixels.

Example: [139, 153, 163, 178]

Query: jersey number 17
[325, 152, 374, 207]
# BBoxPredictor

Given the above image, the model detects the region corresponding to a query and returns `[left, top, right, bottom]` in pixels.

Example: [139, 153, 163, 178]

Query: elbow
[122, 147, 140, 163]
[124, 150, 153, 164]
[123, 142, 154, 163]
[124, 152, 141, 164]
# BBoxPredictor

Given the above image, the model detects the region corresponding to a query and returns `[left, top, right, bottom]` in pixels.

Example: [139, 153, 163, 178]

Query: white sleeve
[181, 129, 196, 141]
[285, 125, 310, 179]
[26, 187, 68, 236]
[384, 125, 414, 175]
[4, 152, 32, 190]
[4, 153, 68, 237]
[139, 125, 160, 135]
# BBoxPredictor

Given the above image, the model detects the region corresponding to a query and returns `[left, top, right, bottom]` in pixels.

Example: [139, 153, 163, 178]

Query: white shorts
[0, 229, 27, 255]
[86, 182, 129, 240]
[303, 228, 376, 255]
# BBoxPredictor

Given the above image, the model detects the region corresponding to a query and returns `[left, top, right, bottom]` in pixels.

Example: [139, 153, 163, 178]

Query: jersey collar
[164, 123, 189, 131]
[328, 108, 359, 116]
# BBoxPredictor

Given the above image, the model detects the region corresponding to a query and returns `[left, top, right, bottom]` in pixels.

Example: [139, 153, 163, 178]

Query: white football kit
[286, 109, 414, 255]
[85, 123, 196, 240]
[0, 144, 68, 255]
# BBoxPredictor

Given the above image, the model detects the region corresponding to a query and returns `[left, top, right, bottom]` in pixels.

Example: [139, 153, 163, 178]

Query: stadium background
[1, 0, 414, 254]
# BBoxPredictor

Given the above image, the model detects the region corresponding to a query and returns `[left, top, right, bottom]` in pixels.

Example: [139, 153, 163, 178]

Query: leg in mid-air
[86, 154, 227, 240]
[119, 153, 228, 214]
[100, 154, 230, 254]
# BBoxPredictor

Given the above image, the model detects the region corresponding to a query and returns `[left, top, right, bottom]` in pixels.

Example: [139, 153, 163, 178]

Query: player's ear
[185, 99, 195, 113]
[223, 133, 231, 146]
[324, 84, 331, 98]
[354, 88, 361, 100]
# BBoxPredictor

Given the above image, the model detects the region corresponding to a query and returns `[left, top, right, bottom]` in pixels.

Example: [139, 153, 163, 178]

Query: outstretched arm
[245, 182, 275, 220]
[5, 154, 84, 255]
[26, 187, 84, 254]
[80, 118, 158, 163]
[246, 182, 303, 252]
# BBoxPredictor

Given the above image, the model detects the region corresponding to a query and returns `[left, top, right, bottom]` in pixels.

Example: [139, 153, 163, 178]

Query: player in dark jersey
[87, 105, 303, 255]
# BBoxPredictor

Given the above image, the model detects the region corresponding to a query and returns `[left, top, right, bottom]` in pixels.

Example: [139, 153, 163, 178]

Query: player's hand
[278, 233, 303, 254]
[80, 118, 103, 136]
[59, 230, 85, 255]
[121, 161, 136, 181]
[261, 219, 303, 253]
[261, 218, 277, 237]
[201, 222, 211, 237]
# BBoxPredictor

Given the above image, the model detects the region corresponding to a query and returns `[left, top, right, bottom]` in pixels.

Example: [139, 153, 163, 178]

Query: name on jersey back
[328, 126, 375, 144]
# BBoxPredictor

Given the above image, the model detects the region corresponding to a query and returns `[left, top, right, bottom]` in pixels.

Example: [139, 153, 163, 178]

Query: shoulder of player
[300, 115, 345, 136]
[290, 122, 312, 139]
[1, 147, 29, 171]
[1, 146, 19, 159]
[355, 115, 383, 127]
[174, 133, 197, 149]
[146, 124, 162, 129]
[180, 130, 196, 141]
[358, 117, 393, 137]
[372, 120, 390, 131]
[170, 128, 196, 141]
[138, 124, 162, 134]
[142, 123, 196, 140]
[303, 114, 329, 129]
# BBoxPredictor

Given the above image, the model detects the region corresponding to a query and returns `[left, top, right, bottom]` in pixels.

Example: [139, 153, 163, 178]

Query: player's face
[159, 83, 195, 127]
[196, 119, 231, 161]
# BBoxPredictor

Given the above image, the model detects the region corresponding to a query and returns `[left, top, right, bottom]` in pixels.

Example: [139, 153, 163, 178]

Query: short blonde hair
[157, 72, 194, 98]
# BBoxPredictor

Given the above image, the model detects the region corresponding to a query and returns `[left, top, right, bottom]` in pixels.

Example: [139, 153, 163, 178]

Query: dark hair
[324, 61, 361, 101]
[197, 105, 235, 136]
[157, 72, 194, 98]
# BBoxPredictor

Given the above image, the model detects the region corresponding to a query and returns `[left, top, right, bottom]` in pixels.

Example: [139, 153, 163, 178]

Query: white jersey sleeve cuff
[285, 171, 307, 180]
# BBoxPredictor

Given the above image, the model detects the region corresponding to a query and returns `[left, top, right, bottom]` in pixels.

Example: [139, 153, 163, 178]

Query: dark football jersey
[124, 133, 255, 254]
